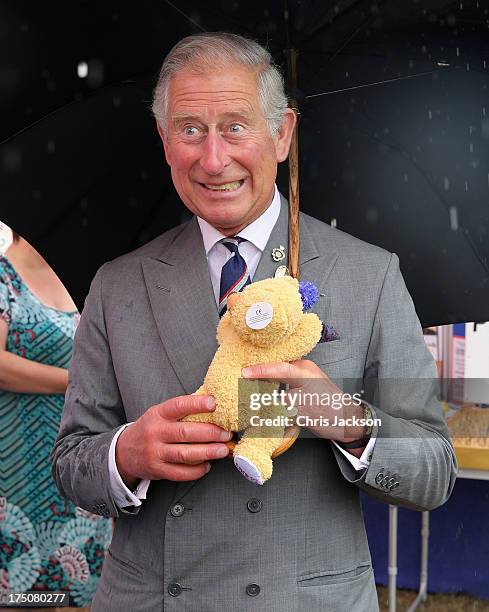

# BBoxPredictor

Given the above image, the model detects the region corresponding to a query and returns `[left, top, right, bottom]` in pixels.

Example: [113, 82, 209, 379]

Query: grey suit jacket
[51, 197, 457, 612]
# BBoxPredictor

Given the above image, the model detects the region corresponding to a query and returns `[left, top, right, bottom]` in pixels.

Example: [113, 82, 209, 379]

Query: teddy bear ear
[227, 292, 240, 310]
[299, 280, 320, 310]
[282, 276, 299, 287]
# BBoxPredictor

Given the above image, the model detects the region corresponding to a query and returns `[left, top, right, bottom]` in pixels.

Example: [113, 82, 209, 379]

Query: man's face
[158, 63, 295, 235]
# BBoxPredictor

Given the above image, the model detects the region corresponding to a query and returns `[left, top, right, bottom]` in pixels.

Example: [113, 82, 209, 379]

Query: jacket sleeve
[331, 253, 458, 511]
[50, 264, 139, 518]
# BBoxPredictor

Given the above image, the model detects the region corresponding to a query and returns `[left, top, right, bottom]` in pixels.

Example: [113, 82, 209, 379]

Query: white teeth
[204, 180, 243, 191]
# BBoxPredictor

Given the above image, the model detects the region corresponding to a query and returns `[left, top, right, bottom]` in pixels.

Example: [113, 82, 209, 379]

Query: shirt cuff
[108, 423, 151, 508]
[331, 436, 377, 471]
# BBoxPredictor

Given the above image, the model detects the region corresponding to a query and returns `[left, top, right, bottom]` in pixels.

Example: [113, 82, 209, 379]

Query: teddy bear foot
[234, 453, 272, 485]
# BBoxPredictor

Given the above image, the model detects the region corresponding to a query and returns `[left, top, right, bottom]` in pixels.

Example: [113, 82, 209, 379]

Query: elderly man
[51, 33, 457, 612]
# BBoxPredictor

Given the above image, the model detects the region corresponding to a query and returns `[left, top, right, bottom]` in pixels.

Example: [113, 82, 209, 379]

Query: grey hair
[151, 32, 289, 136]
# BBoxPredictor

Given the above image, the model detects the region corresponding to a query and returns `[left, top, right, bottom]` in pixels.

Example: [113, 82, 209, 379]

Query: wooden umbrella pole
[286, 48, 300, 280]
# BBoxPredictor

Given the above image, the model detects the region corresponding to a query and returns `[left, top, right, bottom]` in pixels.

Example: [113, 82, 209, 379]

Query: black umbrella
[0, 82, 182, 308]
[1, 0, 488, 324]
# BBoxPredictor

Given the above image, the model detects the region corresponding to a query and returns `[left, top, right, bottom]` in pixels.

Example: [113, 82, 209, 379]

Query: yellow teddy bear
[183, 276, 322, 484]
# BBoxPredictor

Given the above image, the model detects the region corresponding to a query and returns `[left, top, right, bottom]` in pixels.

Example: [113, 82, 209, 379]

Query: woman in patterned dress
[0, 228, 113, 609]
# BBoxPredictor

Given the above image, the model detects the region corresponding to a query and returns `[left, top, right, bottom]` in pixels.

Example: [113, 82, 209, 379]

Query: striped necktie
[218, 237, 251, 316]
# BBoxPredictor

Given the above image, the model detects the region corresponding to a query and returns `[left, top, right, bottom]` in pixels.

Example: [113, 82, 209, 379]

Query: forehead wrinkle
[170, 95, 257, 125]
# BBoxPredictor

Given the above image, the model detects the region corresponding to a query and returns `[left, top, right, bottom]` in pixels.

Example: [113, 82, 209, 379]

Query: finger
[241, 362, 293, 382]
[165, 421, 233, 443]
[163, 462, 212, 482]
[157, 394, 215, 420]
[243, 360, 325, 387]
[162, 443, 229, 464]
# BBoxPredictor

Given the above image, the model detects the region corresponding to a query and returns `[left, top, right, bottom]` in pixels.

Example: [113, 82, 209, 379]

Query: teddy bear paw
[234, 454, 272, 485]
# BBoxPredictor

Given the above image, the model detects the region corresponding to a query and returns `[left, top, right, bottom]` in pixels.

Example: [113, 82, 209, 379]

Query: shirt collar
[197, 185, 281, 255]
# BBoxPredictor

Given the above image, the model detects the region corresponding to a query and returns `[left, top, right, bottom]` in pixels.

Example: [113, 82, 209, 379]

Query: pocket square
[319, 323, 340, 343]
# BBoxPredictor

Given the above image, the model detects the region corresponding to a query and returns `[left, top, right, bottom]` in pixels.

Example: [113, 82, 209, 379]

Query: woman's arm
[0, 319, 68, 394]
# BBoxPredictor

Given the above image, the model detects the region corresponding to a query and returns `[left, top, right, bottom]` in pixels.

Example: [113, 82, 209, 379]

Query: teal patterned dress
[0, 255, 113, 606]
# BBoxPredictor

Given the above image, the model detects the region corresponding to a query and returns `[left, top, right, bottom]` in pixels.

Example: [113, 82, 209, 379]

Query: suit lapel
[141, 218, 219, 396]
[254, 194, 339, 291]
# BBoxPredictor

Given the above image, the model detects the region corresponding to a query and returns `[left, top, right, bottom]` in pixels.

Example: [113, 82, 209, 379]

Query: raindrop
[449, 206, 458, 231]
[446, 14, 456, 27]
[1, 146, 22, 173]
[47, 140, 55, 153]
[77, 61, 88, 78]
[465, 180, 469, 192]
[345, 71, 349, 78]
[456, 47, 460, 57]
[469, 143, 474, 153]
[428, 110, 432, 120]
[330, 218, 337, 228]
[466, 63, 470, 71]
[469, 125, 473, 135]
[366, 208, 378, 224]
[404, 173, 409, 182]
[484, 60, 487, 69]
[459, 1, 463, 9]
[422, 45, 427, 54]
[443, 177, 450, 191]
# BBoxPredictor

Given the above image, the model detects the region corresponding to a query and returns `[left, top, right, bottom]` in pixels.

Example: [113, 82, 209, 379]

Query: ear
[283, 276, 299, 288]
[156, 121, 172, 167]
[274, 108, 297, 163]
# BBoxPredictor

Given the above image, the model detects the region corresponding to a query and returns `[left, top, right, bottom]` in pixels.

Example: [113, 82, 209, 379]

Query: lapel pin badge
[271, 245, 286, 262]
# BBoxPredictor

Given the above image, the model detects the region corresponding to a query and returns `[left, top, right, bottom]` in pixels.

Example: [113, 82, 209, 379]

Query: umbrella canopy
[1, 0, 488, 324]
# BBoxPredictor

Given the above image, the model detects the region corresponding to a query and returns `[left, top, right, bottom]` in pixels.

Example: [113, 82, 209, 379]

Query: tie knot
[221, 236, 245, 253]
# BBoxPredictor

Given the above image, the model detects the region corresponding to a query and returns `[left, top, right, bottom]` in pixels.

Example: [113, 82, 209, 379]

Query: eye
[184, 126, 199, 136]
[228, 123, 244, 134]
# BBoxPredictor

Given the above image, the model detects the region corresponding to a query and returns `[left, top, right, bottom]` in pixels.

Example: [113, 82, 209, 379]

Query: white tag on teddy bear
[246, 302, 273, 330]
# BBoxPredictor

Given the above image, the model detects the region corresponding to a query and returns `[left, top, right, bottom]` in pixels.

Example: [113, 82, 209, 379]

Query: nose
[199, 130, 230, 175]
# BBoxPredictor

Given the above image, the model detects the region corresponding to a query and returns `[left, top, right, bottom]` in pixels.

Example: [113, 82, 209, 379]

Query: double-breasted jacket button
[247, 498, 262, 513]
[246, 583, 261, 597]
[170, 503, 185, 517]
[168, 582, 183, 597]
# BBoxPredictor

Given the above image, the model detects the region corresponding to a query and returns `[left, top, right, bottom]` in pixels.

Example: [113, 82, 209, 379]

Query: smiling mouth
[200, 180, 244, 191]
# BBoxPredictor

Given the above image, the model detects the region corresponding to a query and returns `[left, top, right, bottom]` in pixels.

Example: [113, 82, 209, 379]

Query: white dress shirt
[108, 185, 376, 508]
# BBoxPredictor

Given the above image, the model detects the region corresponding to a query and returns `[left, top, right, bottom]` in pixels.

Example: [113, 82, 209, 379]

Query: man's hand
[115, 395, 232, 489]
[242, 360, 368, 455]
